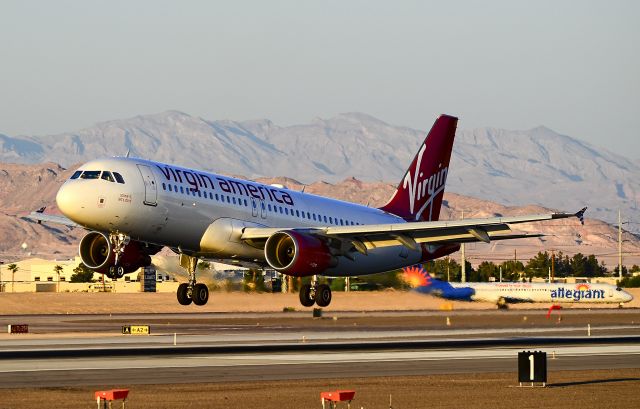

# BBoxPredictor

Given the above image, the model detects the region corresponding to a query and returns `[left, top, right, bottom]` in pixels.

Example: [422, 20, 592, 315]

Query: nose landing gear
[176, 254, 210, 306]
[299, 275, 332, 307]
[106, 233, 130, 279]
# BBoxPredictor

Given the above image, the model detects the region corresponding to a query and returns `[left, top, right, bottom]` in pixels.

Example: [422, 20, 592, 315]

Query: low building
[0, 257, 178, 293]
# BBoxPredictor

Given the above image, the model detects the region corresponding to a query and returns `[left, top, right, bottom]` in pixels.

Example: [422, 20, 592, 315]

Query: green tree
[525, 251, 551, 278]
[423, 258, 473, 282]
[499, 260, 525, 282]
[70, 263, 95, 283]
[7, 263, 19, 292]
[618, 275, 640, 288]
[472, 261, 498, 282]
[569, 253, 606, 277]
[613, 265, 628, 276]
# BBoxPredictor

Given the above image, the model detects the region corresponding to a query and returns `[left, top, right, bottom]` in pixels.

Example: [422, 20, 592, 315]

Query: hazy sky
[1, 1, 638, 157]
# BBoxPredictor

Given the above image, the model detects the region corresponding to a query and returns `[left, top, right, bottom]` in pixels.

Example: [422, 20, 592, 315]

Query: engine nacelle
[79, 231, 153, 276]
[264, 230, 337, 277]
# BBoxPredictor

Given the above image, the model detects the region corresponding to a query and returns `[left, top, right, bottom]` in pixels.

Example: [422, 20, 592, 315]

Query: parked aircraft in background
[403, 265, 633, 307]
[30, 114, 586, 307]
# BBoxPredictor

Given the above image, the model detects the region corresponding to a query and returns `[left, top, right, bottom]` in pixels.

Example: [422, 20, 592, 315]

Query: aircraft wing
[24, 207, 80, 228]
[241, 208, 586, 252]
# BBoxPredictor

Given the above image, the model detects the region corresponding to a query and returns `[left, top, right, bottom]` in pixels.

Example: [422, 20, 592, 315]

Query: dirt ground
[0, 289, 638, 315]
[1, 369, 639, 409]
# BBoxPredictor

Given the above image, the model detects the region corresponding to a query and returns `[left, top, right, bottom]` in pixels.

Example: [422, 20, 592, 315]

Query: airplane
[403, 265, 633, 307]
[28, 114, 587, 307]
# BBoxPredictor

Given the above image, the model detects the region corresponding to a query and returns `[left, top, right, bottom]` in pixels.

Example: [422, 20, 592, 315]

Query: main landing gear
[299, 275, 332, 307]
[177, 254, 209, 306]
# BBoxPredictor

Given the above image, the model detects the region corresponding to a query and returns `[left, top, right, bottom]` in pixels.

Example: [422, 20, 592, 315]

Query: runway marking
[1, 345, 638, 373]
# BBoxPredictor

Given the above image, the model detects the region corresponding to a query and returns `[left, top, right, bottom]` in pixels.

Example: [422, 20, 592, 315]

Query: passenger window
[168, 185, 172, 192]
[162, 183, 166, 190]
[70, 170, 82, 180]
[180, 186, 184, 194]
[215, 194, 219, 201]
[296, 210, 300, 217]
[113, 172, 125, 184]
[80, 170, 100, 180]
[101, 171, 115, 182]
[329, 217, 333, 224]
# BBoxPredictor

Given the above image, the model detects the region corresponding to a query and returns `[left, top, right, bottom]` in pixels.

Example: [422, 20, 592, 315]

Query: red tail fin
[379, 114, 457, 222]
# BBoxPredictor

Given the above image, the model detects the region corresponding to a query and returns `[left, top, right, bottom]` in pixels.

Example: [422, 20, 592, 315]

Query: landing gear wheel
[116, 266, 125, 278]
[315, 284, 332, 307]
[177, 283, 192, 305]
[192, 283, 209, 306]
[299, 284, 315, 307]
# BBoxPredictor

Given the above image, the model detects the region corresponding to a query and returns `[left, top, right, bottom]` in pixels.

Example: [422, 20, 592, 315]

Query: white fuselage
[56, 157, 424, 275]
[450, 281, 633, 304]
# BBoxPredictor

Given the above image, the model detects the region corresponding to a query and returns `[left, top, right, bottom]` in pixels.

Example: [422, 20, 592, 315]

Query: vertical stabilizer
[379, 114, 457, 221]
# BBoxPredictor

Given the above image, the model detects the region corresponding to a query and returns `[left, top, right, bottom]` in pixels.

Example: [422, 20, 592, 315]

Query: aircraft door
[260, 200, 267, 219]
[137, 164, 158, 206]
[251, 198, 259, 217]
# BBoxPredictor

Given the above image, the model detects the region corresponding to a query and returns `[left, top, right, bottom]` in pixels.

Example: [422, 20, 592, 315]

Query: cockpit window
[616, 287, 622, 291]
[70, 170, 82, 180]
[79, 171, 101, 180]
[113, 172, 125, 184]
[101, 171, 115, 182]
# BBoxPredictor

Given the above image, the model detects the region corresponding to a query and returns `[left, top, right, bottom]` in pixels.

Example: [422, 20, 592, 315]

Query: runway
[1, 342, 639, 388]
[0, 310, 639, 388]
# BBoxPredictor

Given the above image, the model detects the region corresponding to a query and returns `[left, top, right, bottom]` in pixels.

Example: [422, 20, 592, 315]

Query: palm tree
[7, 264, 19, 293]
[53, 265, 63, 293]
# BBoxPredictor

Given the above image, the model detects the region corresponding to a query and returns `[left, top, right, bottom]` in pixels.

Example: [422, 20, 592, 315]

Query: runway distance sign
[7, 324, 29, 334]
[122, 325, 150, 335]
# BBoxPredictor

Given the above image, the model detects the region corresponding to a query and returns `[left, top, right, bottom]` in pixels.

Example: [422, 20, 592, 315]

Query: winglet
[575, 207, 587, 225]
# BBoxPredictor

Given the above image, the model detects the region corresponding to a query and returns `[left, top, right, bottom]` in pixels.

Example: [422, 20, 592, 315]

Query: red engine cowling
[79, 231, 153, 275]
[264, 231, 337, 277]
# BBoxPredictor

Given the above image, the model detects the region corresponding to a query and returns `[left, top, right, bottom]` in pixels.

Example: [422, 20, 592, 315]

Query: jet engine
[79, 231, 157, 278]
[264, 230, 337, 276]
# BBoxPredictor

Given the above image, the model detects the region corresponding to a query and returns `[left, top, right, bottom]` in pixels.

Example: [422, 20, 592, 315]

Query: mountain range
[1, 111, 638, 232]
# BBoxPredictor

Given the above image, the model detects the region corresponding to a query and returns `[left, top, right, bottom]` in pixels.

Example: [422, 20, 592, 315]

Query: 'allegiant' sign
[550, 286, 605, 301]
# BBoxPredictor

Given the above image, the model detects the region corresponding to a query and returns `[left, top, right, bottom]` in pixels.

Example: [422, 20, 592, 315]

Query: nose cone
[56, 182, 83, 221]
[624, 291, 634, 303]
